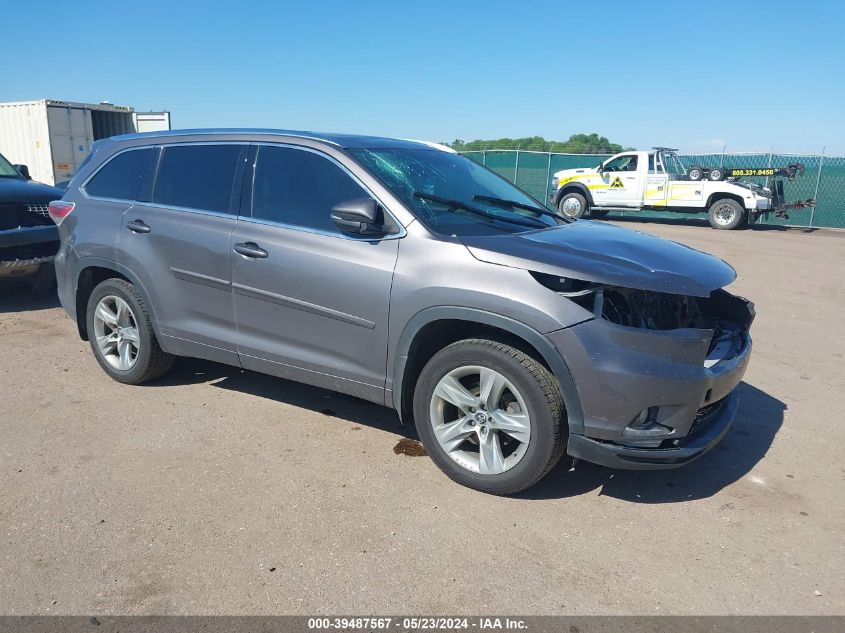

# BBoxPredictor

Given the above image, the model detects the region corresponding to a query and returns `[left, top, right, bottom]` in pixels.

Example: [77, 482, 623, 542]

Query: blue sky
[3, 0, 843, 154]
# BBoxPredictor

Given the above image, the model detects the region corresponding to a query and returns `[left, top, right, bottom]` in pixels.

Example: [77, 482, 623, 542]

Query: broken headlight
[531, 271, 754, 339]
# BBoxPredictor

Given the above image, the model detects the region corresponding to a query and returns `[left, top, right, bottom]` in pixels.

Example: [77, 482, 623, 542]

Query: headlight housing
[551, 176, 559, 190]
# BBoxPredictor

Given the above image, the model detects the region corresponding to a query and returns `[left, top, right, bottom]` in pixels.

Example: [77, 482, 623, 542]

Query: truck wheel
[413, 339, 567, 495]
[688, 166, 703, 181]
[558, 192, 588, 219]
[708, 199, 745, 230]
[708, 167, 726, 181]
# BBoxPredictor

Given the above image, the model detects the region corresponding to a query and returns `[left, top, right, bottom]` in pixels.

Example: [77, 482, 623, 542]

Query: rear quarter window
[84, 148, 153, 201]
[152, 144, 242, 213]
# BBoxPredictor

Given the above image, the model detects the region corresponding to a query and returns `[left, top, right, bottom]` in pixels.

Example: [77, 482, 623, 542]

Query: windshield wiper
[473, 194, 569, 222]
[413, 192, 546, 229]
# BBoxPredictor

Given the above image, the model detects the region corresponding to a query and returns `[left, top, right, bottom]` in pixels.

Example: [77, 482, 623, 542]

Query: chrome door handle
[234, 242, 268, 259]
[126, 219, 151, 233]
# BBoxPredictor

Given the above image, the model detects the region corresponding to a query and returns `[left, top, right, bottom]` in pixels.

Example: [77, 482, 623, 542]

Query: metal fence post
[764, 149, 773, 190]
[546, 151, 553, 200]
[482, 150, 486, 166]
[719, 145, 726, 168]
[810, 148, 824, 228]
[514, 146, 520, 184]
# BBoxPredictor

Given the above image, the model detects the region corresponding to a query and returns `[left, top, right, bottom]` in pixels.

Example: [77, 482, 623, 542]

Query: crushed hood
[460, 220, 736, 297]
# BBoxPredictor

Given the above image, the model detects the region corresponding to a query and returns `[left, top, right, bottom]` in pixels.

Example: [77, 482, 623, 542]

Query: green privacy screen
[462, 150, 844, 229]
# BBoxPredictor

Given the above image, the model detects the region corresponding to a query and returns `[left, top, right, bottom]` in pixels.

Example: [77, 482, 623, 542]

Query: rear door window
[251, 145, 369, 233]
[84, 148, 153, 201]
[153, 144, 242, 213]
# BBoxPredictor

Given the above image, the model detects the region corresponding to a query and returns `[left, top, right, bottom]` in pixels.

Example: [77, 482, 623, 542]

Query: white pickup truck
[549, 147, 806, 229]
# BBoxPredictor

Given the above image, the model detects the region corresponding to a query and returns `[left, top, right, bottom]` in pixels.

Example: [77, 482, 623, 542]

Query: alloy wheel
[429, 366, 531, 475]
[92, 295, 140, 371]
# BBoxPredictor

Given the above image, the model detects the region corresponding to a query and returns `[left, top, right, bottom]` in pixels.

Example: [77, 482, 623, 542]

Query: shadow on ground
[151, 356, 404, 436]
[151, 359, 783, 504]
[521, 381, 785, 503]
[0, 278, 60, 313]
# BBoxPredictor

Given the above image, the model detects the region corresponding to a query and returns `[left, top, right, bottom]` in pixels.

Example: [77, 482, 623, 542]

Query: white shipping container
[0, 99, 171, 185]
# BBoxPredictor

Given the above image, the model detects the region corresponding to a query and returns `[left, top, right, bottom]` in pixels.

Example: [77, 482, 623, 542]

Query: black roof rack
[652, 146, 679, 152]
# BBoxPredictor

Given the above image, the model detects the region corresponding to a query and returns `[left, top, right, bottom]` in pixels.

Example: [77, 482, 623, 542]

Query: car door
[116, 142, 247, 365]
[231, 144, 400, 403]
[597, 152, 641, 207]
[644, 153, 669, 205]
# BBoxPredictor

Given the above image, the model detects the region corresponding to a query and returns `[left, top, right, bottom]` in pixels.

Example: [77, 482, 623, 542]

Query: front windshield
[0, 153, 21, 178]
[347, 148, 564, 236]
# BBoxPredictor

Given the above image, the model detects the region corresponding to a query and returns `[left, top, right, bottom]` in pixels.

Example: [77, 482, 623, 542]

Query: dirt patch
[393, 438, 427, 457]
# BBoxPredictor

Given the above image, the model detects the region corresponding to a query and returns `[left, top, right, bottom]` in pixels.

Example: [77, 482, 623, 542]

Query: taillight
[48, 200, 75, 225]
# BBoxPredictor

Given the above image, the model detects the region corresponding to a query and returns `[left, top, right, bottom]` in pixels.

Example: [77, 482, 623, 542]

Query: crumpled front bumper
[546, 314, 752, 469]
[566, 392, 738, 469]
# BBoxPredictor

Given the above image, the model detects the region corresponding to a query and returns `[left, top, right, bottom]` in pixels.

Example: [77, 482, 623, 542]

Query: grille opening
[0, 203, 56, 230]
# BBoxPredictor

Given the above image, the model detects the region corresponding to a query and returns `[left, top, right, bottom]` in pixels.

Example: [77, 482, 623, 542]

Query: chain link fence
[462, 150, 845, 228]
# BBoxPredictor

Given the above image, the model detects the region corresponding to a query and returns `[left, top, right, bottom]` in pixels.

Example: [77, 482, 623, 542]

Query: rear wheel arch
[707, 197, 746, 230]
[74, 259, 161, 342]
[391, 308, 584, 436]
[706, 191, 745, 210]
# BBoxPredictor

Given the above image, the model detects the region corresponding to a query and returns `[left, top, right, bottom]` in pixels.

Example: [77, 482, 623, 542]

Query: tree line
[447, 133, 629, 154]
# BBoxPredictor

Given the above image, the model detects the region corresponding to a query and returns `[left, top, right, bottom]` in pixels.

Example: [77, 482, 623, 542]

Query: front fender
[553, 182, 594, 207]
[389, 306, 585, 436]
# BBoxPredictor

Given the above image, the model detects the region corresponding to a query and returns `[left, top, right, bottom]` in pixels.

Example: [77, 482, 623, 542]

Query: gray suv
[52, 130, 753, 495]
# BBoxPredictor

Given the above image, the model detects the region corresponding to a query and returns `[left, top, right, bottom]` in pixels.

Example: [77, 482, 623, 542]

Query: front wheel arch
[555, 183, 594, 208]
[391, 307, 584, 437]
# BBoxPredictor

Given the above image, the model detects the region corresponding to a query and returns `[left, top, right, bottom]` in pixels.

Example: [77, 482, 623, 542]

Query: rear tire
[558, 191, 588, 219]
[413, 339, 567, 495]
[86, 278, 174, 384]
[707, 198, 745, 230]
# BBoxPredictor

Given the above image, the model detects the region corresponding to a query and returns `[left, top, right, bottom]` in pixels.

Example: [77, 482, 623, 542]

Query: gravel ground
[1, 219, 843, 615]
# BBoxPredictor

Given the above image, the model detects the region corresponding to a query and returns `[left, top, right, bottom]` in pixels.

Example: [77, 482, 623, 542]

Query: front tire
[558, 191, 588, 219]
[413, 339, 567, 495]
[707, 198, 745, 230]
[86, 278, 174, 384]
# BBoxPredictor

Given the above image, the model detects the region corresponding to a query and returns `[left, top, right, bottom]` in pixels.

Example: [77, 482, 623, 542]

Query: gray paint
[461, 220, 737, 297]
[55, 129, 754, 471]
[116, 204, 240, 363]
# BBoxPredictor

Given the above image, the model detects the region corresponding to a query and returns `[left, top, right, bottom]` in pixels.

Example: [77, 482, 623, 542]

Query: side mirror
[330, 198, 391, 236]
[14, 164, 31, 180]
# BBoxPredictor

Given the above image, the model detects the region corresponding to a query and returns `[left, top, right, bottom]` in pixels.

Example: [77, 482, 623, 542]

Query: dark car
[0, 152, 63, 285]
[52, 129, 754, 495]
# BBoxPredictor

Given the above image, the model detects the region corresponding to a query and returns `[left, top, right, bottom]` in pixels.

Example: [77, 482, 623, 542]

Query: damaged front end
[538, 273, 755, 468]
